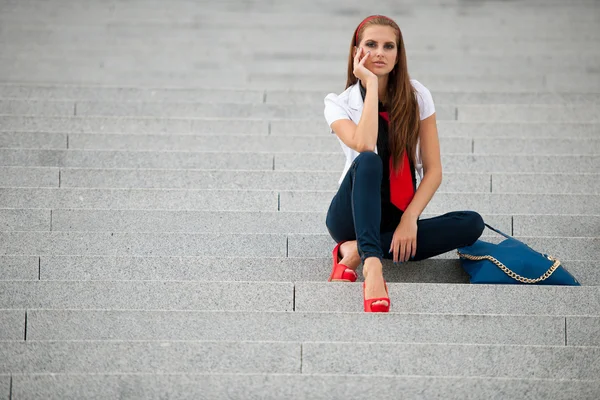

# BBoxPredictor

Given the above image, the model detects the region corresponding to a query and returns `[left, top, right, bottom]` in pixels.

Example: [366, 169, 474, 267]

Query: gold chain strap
[456, 251, 561, 284]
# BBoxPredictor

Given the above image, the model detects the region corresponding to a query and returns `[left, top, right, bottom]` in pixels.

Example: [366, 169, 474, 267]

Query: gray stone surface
[0, 188, 277, 211]
[0, 256, 38, 280]
[0, 167, 58, 188]
[76, 102, 323, 119]
[0, 232, 286, 257]
[0, 376, 8, 400]
[0, 281, 293, 311]
[474, 138, 600, 155]
[513, 215, 600, 237]
[0, 341, 300, 374]
[9, 374, 600, 400]
[37, 256, 469, 283]
[275, 153, 600, 173]
[26, 310, 564, 345]
[458, 105, 600, 122]
[295, 283, 600, 315]
[0, 132, 67, 149]
[492, 173, 599, 194]
[0, 85, 264, 103]
[58, 168, 491, 191]
[49, 210, 509, 234]
[0, 149, 273, 169]
[287, 234, 598, 261]
[303, 342, 600, 379]
[0, 99, 73, 116]
[0, 209, 50, 231]
[0, 309, 24, 340]
[566, 317, 600, 346]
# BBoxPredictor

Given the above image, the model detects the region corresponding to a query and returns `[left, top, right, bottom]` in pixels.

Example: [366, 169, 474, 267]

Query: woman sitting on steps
[324, 15, 485, 313]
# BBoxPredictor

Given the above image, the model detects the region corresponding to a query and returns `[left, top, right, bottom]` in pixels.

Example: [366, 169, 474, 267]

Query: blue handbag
[457, 224, 580, 285]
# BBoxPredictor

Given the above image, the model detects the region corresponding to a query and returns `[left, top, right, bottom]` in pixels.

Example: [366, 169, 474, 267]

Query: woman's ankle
[362, 257, 383, 278]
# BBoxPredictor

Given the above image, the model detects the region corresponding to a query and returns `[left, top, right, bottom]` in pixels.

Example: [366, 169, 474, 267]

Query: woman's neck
[360, 76, 389, 104]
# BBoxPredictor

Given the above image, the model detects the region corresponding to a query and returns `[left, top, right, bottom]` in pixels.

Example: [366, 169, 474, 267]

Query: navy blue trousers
[326, 152, 485, 262]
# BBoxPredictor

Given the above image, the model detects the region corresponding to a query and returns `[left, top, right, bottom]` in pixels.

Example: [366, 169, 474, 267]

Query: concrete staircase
[1, 0, 599, 398]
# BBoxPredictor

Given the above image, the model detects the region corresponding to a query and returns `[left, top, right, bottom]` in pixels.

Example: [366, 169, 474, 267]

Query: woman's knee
[354, 151, 382, 176]
[463, 211, 485, 243]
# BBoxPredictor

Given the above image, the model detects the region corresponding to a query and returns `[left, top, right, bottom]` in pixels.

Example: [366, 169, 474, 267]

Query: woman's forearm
[403, 169, 442, 221]
[353, 78, 380, 152]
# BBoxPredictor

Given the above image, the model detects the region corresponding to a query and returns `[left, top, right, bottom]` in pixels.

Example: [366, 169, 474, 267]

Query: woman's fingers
[399, 239, 406, 263]
[404, 242, 412, 262]
[411, 239, 417, 259]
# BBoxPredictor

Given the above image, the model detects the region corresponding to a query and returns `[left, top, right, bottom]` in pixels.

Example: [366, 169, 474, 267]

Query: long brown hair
[346, 15, 420, 172]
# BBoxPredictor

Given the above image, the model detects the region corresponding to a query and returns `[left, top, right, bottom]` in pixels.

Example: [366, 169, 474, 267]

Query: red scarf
[379, 111, 416, 211]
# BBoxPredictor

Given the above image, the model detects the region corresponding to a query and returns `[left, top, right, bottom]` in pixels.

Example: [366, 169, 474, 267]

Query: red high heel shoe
[328, 241, 357, 282]
[363, 281, 390, 312]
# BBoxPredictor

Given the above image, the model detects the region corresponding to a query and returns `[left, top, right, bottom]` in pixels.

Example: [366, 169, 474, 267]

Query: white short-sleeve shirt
[324, 79, 435, 185]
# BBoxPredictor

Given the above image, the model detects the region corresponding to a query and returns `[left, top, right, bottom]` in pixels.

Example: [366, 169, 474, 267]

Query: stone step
[7, 309, 579, 345]
[0, 341, 599, 380]
[2, 150, 597, 173]
[2, 255, 596, 285]
[1, 85, 599, 104]
[1, 188, 597, 215]
[0, 99, 73, 116]
[0, 231, 595, 260]
[1, 209, 513, 234]
[1, 116, 598, 138]
[55, 168, 494, 192]
[6, 373, 600, 400]
[4, 209, 596, 238]
[0, 281, 598, 315]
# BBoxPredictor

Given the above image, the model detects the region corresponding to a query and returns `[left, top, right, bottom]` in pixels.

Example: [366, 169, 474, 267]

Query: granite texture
[0, 167, 58, 188]
[0, 209, 50, 231]
[566, 317, 600, 346]
[0, 116, 194, 134]
[303, 342, 600, 379]
[458, 104, 600, 123]
[0, 99, 74, 116]
[0, 149, 273, 169]
[492, 173, 599, 194]
[0, 376, 8, 400]
[0, 256, 38, 280]
[59, 168, 491, 191]
[0, 281, 293, 311]
[513, 215, 600, 237]
[474, 138, 600, 155]
[0, 85, 263, 103]
[294, 282, 600, 315]
[9, 374, 600, 400]
[0, 132, 67, 149]
[0, 341, 300, 374]
[0, 310, 24, 340]
[67, 133, 342, 152]
[76, 102, 323, 119]
[0, 188, 278, 211]
[26, 310, 565, 345]
[0, 232, 287, 257]
[37, 256, 471, 284]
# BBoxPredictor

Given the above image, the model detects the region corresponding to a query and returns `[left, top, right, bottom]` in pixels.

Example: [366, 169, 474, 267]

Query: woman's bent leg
[379, 211, 485, 261]
[325, 152, 384, 262]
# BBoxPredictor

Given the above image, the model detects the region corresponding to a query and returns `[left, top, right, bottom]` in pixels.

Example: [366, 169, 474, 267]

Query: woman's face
[356, 25, 398, 77]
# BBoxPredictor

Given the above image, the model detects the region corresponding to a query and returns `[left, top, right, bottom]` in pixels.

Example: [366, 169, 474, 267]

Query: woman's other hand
[390, 215, 418, 263]
[353, 47, 377, 82]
